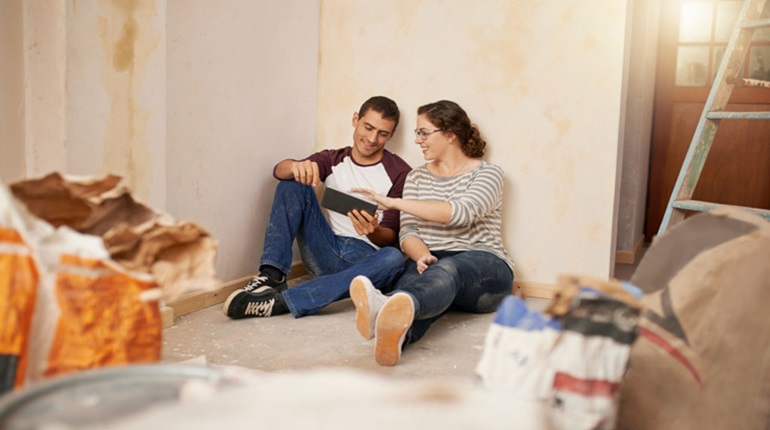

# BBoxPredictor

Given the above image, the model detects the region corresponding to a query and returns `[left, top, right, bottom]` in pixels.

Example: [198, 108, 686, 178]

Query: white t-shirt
[305, 147, 411, 249]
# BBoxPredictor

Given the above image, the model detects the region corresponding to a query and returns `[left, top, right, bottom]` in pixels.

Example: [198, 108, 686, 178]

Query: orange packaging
[0, 227, 39, 392]
[1, 180, 165, 391]
[43, 254, 161, 378]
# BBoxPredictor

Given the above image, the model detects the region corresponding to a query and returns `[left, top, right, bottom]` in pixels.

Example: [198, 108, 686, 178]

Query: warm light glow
[679, 1, 714, 43]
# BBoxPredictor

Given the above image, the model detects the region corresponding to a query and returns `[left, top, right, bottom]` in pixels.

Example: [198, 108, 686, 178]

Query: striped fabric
[399, 160, 514, 272]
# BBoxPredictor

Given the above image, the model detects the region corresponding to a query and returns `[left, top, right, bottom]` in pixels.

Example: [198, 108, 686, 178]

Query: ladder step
[727, 77, 770, 89]
[672, 200, 770, 220]
[740, 18, 770, 29]
[706, 111, 770, 119]
[658, 0, 770, 236]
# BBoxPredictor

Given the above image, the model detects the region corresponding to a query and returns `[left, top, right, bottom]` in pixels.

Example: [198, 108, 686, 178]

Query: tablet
[321, 187, 378, 216]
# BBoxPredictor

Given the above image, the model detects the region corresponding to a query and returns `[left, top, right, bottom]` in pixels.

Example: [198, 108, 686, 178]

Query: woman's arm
[400, 236, 438, 274]
[401, 235, 430, 262]
[350, 189, 453, 224]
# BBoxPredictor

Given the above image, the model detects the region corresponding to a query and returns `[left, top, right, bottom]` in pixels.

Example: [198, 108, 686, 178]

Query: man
[223, 96, 411, 319]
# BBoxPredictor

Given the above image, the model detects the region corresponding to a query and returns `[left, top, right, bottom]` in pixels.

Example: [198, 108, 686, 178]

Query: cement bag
[617, 208, 770, 430]
[0, 186, 42, 393]
[476, 276, 642, 430]
[0, 181, 161, 394]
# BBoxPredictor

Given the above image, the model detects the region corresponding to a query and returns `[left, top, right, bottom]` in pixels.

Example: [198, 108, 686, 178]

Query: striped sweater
[399, 160, 514, 272]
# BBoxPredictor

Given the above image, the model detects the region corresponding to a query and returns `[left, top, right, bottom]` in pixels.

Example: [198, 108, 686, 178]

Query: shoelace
[244, 299, 274, 317]
[244, 275, 269, 292]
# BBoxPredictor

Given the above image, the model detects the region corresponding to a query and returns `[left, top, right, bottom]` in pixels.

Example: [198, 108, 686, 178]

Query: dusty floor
[162, 256, 641, 381]
[162, 277, 546, 381]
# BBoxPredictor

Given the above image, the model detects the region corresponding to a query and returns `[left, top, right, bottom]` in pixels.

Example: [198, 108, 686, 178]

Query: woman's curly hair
[417, 100, 486, 158]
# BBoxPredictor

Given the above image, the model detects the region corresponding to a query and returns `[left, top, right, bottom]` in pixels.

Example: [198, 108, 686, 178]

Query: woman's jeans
[392, 250, 513, 345]
[259, 180, 405, 317]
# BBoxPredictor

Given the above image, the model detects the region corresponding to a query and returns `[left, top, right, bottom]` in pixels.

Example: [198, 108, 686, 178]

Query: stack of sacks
[0, 173, 219, 393]
[476, 275, 643, 430]
[616, 208, 770, 429]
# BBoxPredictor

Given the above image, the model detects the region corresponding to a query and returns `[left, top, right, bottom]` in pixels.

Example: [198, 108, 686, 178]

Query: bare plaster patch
[98, 0, 159, 201]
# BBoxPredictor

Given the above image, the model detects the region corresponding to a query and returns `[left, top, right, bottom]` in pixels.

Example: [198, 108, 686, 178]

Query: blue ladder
[659, 0, 770, 235]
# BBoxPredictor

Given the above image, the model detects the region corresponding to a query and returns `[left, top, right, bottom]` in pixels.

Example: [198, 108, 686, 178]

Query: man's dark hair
[358, 96, 400, 132]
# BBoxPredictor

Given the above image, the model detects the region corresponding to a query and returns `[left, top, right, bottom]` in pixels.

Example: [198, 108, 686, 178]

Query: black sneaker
[244, 273, 287, 294]
[222, 286, 289, 319]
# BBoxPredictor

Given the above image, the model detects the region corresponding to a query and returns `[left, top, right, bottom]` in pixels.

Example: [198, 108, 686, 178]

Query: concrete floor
[161, 274, 543, 381]
[162, 256, 641, 381]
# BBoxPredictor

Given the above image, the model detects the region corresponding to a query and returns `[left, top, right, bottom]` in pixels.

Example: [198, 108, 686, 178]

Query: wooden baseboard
[160, 305, 175, 329]
[164, 262, 309, 326]
[615, 234, 645, 265]
[514, 280, 557, 299]
[163, 262, 557, 327]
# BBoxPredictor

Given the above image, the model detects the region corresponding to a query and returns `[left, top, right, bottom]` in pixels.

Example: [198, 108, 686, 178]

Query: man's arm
[273, 159, 320, 186]
[367, 225, 397, 247]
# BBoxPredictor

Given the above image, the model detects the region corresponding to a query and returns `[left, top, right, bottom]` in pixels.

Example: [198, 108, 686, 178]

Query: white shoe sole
[350, 276, 375, 340]
[374, 293, 414, 366]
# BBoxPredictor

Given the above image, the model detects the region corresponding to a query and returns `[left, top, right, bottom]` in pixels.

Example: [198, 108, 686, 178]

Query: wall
[166, 0, 320, 281]
[1, 0, 320, 285]
[2, 0, 659, 289]
[0, 0, 26, 183]
[65, 0, 167, 208]
[318, 0, 632, 286]
[22, 1, 69, 179]
[617, 0, 660, 260]
[0, 0, 69, 183]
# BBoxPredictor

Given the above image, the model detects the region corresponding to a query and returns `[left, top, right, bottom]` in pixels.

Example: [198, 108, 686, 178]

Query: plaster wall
[3, 0, 657, 288]
[2, 0, 320, 284]
[166, 0, 320, 281]
[0, 0, 26, 183]
[65, 0, 167, 208]
[617, 0, 660, 254]
[21, 1, 68, 179]
[318, 0, 632, 284]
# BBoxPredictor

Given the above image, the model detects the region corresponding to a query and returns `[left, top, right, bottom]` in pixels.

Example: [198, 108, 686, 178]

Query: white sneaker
[374, 293, 414, 366]
[349, 276, 389, 340]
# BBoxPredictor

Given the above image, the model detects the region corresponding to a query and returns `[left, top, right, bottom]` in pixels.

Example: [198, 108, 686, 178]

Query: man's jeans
[259, 180, 404, 317]
[392, 250, 514, 345]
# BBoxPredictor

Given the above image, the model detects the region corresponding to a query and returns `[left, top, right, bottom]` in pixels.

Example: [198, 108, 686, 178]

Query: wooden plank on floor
[160, 305, 174, 329]
[516, 280, 557, 299]
[166, 262, 309, 321]
[165, 262, 560, 323]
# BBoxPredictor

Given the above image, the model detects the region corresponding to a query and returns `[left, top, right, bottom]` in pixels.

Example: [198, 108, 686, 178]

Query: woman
[350, 100, 514, 366]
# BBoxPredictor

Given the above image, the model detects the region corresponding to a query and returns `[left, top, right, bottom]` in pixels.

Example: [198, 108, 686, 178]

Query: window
[675, 0, 770, 86]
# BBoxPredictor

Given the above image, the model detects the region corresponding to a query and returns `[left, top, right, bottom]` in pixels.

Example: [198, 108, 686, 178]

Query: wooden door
[646, 0, 770, 241]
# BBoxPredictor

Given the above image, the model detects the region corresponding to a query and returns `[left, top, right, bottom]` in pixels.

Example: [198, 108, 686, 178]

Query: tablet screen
[321, 187, 378, 216]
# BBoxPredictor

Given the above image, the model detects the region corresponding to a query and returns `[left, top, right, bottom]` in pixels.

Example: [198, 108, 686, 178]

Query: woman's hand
[349, 188, 395, 211]
[416, 254, 437, 274]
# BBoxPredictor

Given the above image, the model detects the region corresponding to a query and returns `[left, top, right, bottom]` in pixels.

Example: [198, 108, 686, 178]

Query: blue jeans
[391, 250, 513, 345]
[260, 180, 405, 317]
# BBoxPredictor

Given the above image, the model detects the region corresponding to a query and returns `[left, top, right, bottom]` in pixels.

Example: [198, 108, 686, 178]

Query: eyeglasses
[414, 129, 442, 141]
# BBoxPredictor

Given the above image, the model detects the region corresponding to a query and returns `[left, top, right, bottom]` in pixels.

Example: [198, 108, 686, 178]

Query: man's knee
[275, 179, 309, 194]
[274, 180, 319, 204]
[379, 246, 406, 266]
